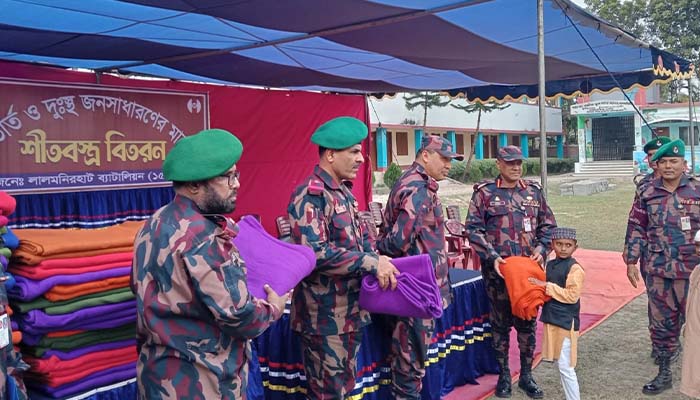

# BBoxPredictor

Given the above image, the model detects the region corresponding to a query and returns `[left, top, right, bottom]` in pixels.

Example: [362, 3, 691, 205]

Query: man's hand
[264, 284, 289, 313]
[528, 277, 546, 287]
[529, 252, 543, 265]
[493, 257, 506, 278]
[376, 255, 400, 290]
[626, 264, 641, 288]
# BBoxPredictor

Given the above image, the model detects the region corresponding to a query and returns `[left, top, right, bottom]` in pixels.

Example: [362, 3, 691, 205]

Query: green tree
[450, 101, 510, 180]
[585, 0, 700, 102]
[403, 91, 451, 127]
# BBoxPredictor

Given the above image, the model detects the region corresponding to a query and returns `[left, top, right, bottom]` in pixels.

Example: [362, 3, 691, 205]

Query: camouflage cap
[311, 116, 368, 149]
[420, 135, 464, 160]
[163, 128, 243, 182]
[552, 227, 577, 241]
[643, 136, 671, 154]
[496, 145, 524, 161]
[650, 139, 685, 162]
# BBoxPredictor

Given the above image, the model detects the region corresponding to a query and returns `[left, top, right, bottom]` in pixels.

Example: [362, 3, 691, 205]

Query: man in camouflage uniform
[623, 136, 670, 362]
[132, 129, 288, 399]
[625, 139, 700, 395]
[288, 116, 399, 399]
[0, 279, 29, 400]
[465, 145, 556, 399]
[376, 135, 462, 399]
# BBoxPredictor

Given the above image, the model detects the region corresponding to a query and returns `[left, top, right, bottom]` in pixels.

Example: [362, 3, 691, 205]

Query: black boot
[518, 368, 544, 399]
[495, 358, 512, 398]
[643, 355, 672, 395]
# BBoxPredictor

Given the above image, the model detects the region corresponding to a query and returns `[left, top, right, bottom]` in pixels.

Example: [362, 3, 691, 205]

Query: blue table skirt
[251, 269, 498, 400]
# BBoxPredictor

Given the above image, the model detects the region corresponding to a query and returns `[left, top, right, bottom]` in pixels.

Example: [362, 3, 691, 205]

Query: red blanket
[10, 260, 131, 279]
[24, 345, 136, 387]
[501, 256, 551, 320]
[0, 191, 16, 216]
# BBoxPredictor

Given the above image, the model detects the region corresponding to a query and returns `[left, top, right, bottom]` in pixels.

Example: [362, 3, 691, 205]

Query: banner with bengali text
[0, 79, 208, 193]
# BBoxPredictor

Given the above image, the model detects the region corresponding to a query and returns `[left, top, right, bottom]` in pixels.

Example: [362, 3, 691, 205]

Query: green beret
[163, 128, 243, 181]
[650, 139, 685, 162]
[643, 136, 671, 154]
[311, 117, 368, 149]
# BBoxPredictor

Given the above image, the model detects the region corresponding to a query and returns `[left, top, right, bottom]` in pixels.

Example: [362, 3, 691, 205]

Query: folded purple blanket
[359, 254, 443, 319]
[20, 303, 136, 336]
[9, 266, 131, 301]
[29, 361, 136, 399]
[43, 339, 135, 360]
[232, 216, 316, 299]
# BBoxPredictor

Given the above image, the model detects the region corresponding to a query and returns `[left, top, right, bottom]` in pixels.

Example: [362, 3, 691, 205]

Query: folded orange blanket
[44, 275, 131, 302]
[12, 221, 143, 265]
[501, 256, 551, 320]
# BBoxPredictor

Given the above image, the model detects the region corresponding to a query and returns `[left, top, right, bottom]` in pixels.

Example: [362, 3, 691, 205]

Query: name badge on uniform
[681, 216, 691, 231]
[523, 218, 533, 232]
[0, 314, 9, 349]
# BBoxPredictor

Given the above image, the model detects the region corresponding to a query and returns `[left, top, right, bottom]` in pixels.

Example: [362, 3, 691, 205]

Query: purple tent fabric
[232, 216, 315, 299]
[359, 254, 442, 319]
[29, 361, 136, 399]
[19, 301, 136, 335]
[42, 339, 135, 361]
[8, 266, 131, 301]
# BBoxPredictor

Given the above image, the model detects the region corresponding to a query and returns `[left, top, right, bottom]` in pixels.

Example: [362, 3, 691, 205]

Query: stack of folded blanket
[0, 190, 31, 400]
[7, 221, 143, 399]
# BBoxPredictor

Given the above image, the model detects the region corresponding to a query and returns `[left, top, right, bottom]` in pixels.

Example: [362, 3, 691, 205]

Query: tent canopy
[0, 0, 693, 101]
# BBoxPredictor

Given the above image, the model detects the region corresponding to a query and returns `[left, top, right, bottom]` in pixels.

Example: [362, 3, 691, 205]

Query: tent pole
[689, 79, 696, 176]
[538, 0, 547, 195]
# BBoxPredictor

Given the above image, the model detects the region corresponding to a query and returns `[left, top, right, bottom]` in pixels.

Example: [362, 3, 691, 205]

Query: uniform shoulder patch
[525, 180, 542, 190]
[308, 179, 324, 196]
[473, 179, 494, 192]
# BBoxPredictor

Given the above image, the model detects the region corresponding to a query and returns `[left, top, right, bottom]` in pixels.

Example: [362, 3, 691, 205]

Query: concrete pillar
[557, 134, 564, 159]
[414, 128, 424, 156]
[446, 130, 457, 151]
[476, 132, 484, 160]
[376, 127, 387, 169]
[577, 116, 587, 162]
[520, 134, 529, 158]
[498, 132, 508, 148]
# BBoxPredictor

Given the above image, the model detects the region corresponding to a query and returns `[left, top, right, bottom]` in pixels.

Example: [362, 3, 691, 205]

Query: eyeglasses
[217, 171, 240, 187]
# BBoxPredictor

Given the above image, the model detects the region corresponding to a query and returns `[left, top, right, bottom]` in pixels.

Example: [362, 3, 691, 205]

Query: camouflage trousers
[373, 314, 435, 400]
[645, 275, 689, 355]
[482, 259, 537, 369]
[298, 331, 363, 400]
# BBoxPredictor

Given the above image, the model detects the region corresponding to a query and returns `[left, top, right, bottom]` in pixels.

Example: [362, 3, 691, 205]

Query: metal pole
[538, 0, 547, 194]
[689, 79, 696, 176]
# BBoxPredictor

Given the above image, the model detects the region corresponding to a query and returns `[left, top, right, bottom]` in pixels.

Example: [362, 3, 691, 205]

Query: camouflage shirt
[623, 172, 655, 261]
[287, 165, 379, 336]
[466, 177, 557, 261]
[625, 175, 700, 279]
[132, 194, 282, 399]
[377, 162, 451, 306]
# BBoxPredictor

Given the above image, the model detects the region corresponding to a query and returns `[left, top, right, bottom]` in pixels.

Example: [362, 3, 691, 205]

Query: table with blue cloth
[251, 268, 498, 400]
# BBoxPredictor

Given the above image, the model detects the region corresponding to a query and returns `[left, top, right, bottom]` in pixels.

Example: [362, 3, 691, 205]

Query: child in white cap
[680, 231, 700, 398]
[529, 227, 584, 400]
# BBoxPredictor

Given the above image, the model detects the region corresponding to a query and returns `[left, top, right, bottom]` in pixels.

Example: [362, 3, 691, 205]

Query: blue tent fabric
[0, 0, 693, 100]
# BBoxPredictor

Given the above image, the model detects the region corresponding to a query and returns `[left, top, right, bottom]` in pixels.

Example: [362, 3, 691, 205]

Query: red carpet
[443, 248, 645, 400]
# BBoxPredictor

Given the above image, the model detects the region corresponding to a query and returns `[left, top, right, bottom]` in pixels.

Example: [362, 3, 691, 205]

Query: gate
[592, 116, 635, 160]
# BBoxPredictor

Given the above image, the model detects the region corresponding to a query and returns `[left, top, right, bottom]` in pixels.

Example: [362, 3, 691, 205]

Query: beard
[200, 186, 236, 215]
